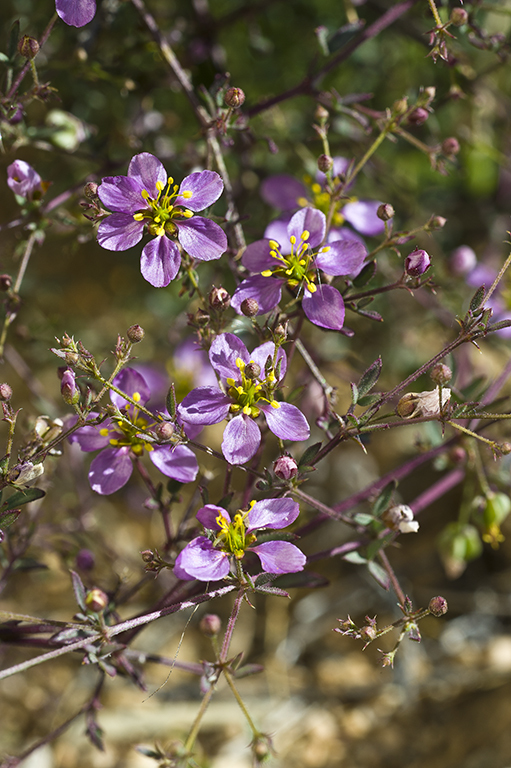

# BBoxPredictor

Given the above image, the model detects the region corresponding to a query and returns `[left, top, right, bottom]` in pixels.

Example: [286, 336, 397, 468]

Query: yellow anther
[269, 250, 278, 258]
[226, 377, 235, 387]
[156, 180, 164, 192]
[155, 224, 165, 236]
[301, 230, 310, 241]
[297, 197, 308, 207]
[141, 189, 150, 200]
[133, 392, 141, 402]
[235, 358, 245, 370]
[168, 176, 174, 185]
[290, 235, 297, 245]
[99, 428, 109, 437]
[261, 270, 273, 277]
[311, 182, 322, 194]
[182, 209, 194, 218]
[270, 400, 281, 409]
[320, 245, 331, 253]
[133, 213, 145, 221]
[307, 283, 317, 294]
[181, 190, 192, 199]
[268, 240, 279, 249]
[243, 405, 251, 415]
[109, 438, 119, 446]
[144, 443, 154, 452]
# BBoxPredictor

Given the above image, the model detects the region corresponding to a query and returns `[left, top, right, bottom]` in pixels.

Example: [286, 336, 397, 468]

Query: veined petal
[177, 217, 227, 262]
[196, 505, 230, 530]
[231, 276, 283, 316]
[249, 540, 306, 573]
[259, 401, 310, 442]
[174, 536, 230, 581]
[56, 0, 96, 27]
[260, 175, 308, 211]
[302, 285, 345, 330]
[140, 236, 181, 287]
[222, 414, 261, 465]
[263, 217, 293, 252]
[98, 175, 146, 214]
[247, 498, 300, 531]
[111, 368, 150, 408]
[209, 333, 249, 383]
[89, 446, 133, 495]
[128, 153, 167, 198]
[250, 341, 287, 382]
[175, 170, 224, 211]
[179, 387, 230, 425]
[149, 445, 198, 483]
[288, 208, 326, 249]
[343, 200, 385, 237]
[241, 239, 276, 272]
[315, 240, 367, 276]
[69, 420, 111, 452]
[97, 213, 144, 251]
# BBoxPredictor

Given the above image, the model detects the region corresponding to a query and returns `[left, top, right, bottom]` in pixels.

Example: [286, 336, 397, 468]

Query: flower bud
[450, 7, 468, 26]
[61, 369, 80, 405]
[430, 363, 452, 385]
[441, 137, 460, 157]
[382, 504, 419, 534]
[240, 298, 259, 317]
[154, 422, 175, 441]
[449, 446, 467, 464]
[274, 454, 298, 480]
[85, 588, 109, 613]
[199, 613, 222, 637]
[83, 181, 98, 199]
[393, 97, 408, 115]
[244, 362, 261, 380]
[273, 323, 287, 342]
[428, 595, 448, 616]
[377, 203, 395, 221]
[499, 442, 511, 455]
[18, 35, 40, 60]
[450, 245, 476, 276]
[224, 87, 245, 108]
[407, 107, 429, 126]
[423, 86, 436, 104]
[208, 286, 231, 310]
[359, 624, 377, 642]
[405, 247, 431, 277]
[76, 548, 95, 571]
[0, 383, 13, 402]
[140, 549, 155, 563]
[126, 324, 145, 343]
[317, 154, 333, 173]
[314, 104, 329, 121]
[0, 275, 12, 291]
[429, 216, 447, 230]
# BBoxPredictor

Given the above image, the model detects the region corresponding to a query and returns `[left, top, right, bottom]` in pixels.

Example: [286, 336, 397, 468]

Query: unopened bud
[407, 107, 429, 126]
[430, 363, 452, 385]
[315, 104, 329, 121]
[0, 275, 12, 291]
[449, 446, 467, 464]
[393, 97, 408, 115]
[450, 245, 476, 276]
[18, 35, 40, 60]
[405, 247, 431, 277]
[154, 422, 175, 440]
[499, 442, 511, 455]
[199, 613, 222, 636]
[76, 548, 95, 571]
[429, 216, 447, 230]
[244, 362, 261, 380]
[0, 383, 13, 402]
[140, 549, 155, 563]
[317, 154, 333, 173]
[450, 7, 468, 25]
[126, 324, 145, 343]
[423, 86, 436, 104]
[208, 286, 231, 310]
[61, 369, 80, 405]
[224, 87, 245, 108]
[195, 308, 210, 326]
[240, 298, 259, 317]
[83, 181, 98, 199]
[359, 624, 377, 642]
[428, 595, 448, 616]
[377, 203, 395, 221]
[274, 454, 298, 480]
[442, 137, 460, 156]
[273, 323, 287, 342]
[85, 588, 109, 613]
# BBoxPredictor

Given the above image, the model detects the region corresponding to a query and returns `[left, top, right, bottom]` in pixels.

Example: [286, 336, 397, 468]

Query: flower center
[225, 358, 281, 418]
[214, 505, 256, 559]
[100, 391, 154, 456]
[132, 177, 194, 238]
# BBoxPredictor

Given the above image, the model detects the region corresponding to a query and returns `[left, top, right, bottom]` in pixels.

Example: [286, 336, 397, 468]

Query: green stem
[0, 230, 38, 359]
[427, 0, 443, 27]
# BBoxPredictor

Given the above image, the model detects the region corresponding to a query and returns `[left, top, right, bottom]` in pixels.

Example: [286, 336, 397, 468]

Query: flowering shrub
[2, 1, 511, 766]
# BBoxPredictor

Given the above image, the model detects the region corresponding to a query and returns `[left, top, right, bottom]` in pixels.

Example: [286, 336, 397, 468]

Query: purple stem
[219, 588, 245, 664]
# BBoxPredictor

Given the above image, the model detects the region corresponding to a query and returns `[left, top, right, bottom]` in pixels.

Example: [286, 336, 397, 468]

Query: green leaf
[2, 487, 45, 511]
[350, 382, 359, 405]
[298, 442, 322, 468]
[352, 260, 376, 287]
[367, 560, 390, 590]
[343, 551, 367, 564]
[326, 21, 365, 54]
[353, 513, 376, 526]
[0, 53, 9, 63]
[357, 357, 382, 397]
[165, 383, 177, 419]
[70, 569, 87, 612]
[372, 479, 397, 517]
[0, 509, 21, 529]
[8, 21, 20, 60]
[357, 393, 380, 407]
[469, 285, 486, 313]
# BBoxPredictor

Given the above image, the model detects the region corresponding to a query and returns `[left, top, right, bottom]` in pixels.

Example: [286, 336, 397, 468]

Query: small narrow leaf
[165, 383, 177, 419]
[298, 442, 322, 468]
[367, 560, 390, 590]
[351, 382, 359, 405]
[469, 285, 486, 313]
[357, 393, 380, 407]
[326, 20, 365, 53]
[343, 551, 367, 565]
[352, 260, 376, 287]
[372, 479, 397, 517]
[3, 487, 45, 511]
[0, 509, 21, 529]
[358, 357, 383, 398]
[70, 569, 87, 612]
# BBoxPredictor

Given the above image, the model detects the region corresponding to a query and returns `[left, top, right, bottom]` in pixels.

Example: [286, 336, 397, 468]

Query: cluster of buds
[140, 548, 170, 574]
[51, 333, 100, 376]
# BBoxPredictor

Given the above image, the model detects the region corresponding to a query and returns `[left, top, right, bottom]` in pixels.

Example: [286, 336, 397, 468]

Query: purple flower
[55, 0, 96, 27]
[70, 368, 198, 494]
[97, 153, 227, 287]
[404, 247, 431, 277]
[7, 160, 44, 201]
[174, 498, 306, 580]
[178, 333, 310, 465]
[231, 208, 367, 331]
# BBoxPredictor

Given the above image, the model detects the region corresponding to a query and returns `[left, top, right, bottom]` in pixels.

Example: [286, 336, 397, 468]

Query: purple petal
[128, 153, 167, 198]
[97, 213, 144, 251]
[177, 217, 227, 262]
[328, 226, 365, 246]
[88, 446, 133, 495]
[250, 341, 287, 382]
[259, 401, 310, 441]
[7, 160, 42, 199]
[263, 217, 293, 249]
[248, 540, 306, 573]
[111, 368, 150, 408]
[241, 239, 276, 272]
[222, 414, 261, 465]
[179, 387, 230, 425]
[288, 208, 326, 249]
[231, 276, 283, 316]
[316, 156, 351, 188]
[174, 536, 230, 581]
[246, 498, 300, 532]
[69, 421, 111, 452]
[149, 445, 198, 483]
[140, 236, 181, 287]
[260, 175, 307, 210]
[315, 240, 367, 276]
[209, 333, 249, 383]
[343, 201, 385, 237]
[55, 0, 96, 27]
[302, 285, 345, 330]
[196, 505, 230, 530]
[175, 170, 223, 211]
[98, 175, 146, 214]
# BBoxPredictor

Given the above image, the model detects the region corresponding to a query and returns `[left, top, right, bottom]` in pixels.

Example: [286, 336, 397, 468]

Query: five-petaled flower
[178, 333, 310, 465]
[56, 0, 96, 27]
[96, 153, 227, 287]
[7, 160, 45, 201]
[70, 368, 198, 494]
[174, 498, 306, 581]
[231, 208, 367, 330]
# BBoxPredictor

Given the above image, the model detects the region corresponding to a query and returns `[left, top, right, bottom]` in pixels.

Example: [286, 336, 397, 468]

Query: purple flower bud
[76, 548, 95, 571]
[430, 363, 452, 385]
[18, 35, 40, 60]
[450, 7, 468, 25]
[224, 87, 245, 108]
[7, 160, 44, 201]
[199, 614, 222, 636]
[83, 181, 98, 199]
[442, 137, 460, 156]
[240, 297, 259, 317]
[377, 203, 395, 221]
[208, 286, 231, 309]
[450, 245, 476, 276]
[317, 154, 333, 173]
[407, 107, 429, 126]
[61, 368, 80, 405]
[405, 247, 431, 277]
[274, 455, 298, 480]
[429, 216, 447, 230]
[85, 588, 109, 612]
[428, 596, 448, 616]
[0, 383, 13, 402]
[126, 324, 145, 343]
[154, 422, 175, 440]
